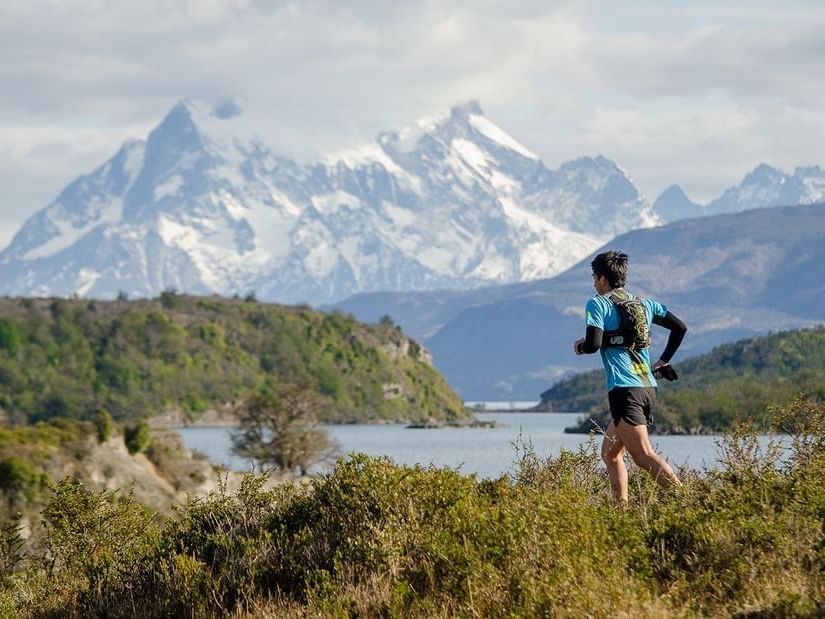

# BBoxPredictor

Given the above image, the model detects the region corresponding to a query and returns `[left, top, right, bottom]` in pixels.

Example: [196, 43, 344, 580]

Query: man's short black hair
[591, 250, 628, 288]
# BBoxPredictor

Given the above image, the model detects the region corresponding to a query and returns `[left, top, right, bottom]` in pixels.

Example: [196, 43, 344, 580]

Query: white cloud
[589, 23, 825, 104]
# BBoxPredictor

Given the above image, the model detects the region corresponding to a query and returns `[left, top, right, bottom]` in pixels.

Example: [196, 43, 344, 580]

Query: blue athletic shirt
[584, 290, 668, 391]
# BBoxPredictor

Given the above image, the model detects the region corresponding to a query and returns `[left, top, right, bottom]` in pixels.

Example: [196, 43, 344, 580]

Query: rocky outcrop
[42, 430, 242, 515]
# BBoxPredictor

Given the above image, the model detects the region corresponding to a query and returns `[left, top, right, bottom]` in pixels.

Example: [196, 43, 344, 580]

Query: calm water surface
[176, 410, 786, 479]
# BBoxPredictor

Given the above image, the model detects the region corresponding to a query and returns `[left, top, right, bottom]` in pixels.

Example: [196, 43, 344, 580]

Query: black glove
[653, 364, 678, 382]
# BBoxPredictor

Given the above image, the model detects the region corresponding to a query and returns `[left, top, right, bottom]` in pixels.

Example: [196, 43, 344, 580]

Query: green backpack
[602, 291, 650, 351]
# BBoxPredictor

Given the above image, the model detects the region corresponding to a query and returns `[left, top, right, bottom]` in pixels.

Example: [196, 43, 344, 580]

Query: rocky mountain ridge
[653, 163, 825, 223]
[0, 100, 658, 304]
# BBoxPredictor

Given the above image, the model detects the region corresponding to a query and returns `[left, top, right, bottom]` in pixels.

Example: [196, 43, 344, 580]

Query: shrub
[38, 478, 158, 614]
[0, 320, 21, 356]
[0, 457, 42, 502]
[124, 419, 150, 455]
[94, 409, 114, 443]
[0, 513, 25, 577]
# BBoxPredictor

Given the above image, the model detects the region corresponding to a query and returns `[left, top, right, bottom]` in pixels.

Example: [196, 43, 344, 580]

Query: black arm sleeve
[578, 325, 603, 354]
[652, 311, 687, 363]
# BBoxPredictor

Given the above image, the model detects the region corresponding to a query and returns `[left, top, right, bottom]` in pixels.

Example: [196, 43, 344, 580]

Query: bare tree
[231, 384, 338, 476]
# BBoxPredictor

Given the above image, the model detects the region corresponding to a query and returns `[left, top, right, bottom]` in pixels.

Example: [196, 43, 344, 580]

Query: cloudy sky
[2, 0, 825, 246]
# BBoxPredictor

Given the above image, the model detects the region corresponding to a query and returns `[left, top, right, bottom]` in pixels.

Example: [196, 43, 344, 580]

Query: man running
[573, 250, 687, 502]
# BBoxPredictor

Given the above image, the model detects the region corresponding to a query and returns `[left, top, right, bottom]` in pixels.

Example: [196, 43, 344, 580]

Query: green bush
[0, 319, 21, 356]
[124, 419, 150, 455]
[37, 478, 158, 614]
[94, 409, 114, 443]
[0, 457, 41, 501]
[0, 513, 25, 577]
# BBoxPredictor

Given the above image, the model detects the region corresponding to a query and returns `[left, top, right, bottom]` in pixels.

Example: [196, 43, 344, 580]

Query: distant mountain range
[0, 100, 660, 304]
[336, 203, 825, 399]
[3, 98, 823, 308]
[653, 163, 825, 223]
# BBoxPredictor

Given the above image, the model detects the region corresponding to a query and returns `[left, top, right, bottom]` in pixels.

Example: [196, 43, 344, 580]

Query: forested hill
[538, 326, 825, 433]
[0, 294, 467, 425]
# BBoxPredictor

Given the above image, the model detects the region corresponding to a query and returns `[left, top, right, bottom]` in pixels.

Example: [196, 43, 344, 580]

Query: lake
[175, 409, 788, 479]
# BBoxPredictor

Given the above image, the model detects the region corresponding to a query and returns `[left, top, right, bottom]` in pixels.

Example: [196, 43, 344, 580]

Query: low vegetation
[0, 294, 466, 426]
[0, 398, 822, 617]
[541, 326, 825, 433]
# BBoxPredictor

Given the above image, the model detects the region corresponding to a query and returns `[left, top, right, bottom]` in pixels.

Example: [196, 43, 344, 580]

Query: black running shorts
[607, 387, 656, 426]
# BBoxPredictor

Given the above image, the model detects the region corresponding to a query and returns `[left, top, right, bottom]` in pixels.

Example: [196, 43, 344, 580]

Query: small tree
[0, 456, 41, 504]
[94, 409, 114, 443]
[231, 384, 337, 476]
[379, 314, 395, 328]
[124, 419, 151, 455]
[0, 513, 25, 576]
[158, 288, 181, 309]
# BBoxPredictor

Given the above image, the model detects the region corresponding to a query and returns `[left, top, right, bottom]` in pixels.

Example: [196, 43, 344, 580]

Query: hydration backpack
[602, 292, 650, 351]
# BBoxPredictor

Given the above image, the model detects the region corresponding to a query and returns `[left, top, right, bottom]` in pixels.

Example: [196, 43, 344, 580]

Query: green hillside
[539, 327, 825, 433]
[0, 294, 467, 425]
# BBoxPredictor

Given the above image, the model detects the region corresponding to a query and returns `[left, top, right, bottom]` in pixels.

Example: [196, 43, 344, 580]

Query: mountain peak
[379, 100, 526, 159]
[594, 154, 622, 171]
[151, 98, 258, 149]
[154, 100, 200, 139]
[561, 155, 622, 175]
[743, 163, 785, 184]
[653, 184, 701, 223]
[656, 184, 689, 201]
[705, 163, 794, 215]
[171, 98, 201, 115]
[792, 165, 825, 178]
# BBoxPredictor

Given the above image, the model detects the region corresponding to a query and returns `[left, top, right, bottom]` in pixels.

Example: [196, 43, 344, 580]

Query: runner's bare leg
[615, 421, 682, 488]
[601, 421, 628, 502]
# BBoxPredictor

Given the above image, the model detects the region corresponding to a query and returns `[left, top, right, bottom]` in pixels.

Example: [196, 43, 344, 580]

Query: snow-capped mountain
[652, 163, 825, 222]
[0, 100, 658, 304]
[705, 163, 825, 215]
